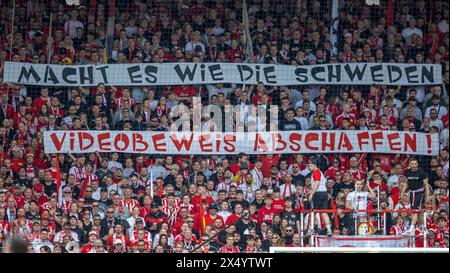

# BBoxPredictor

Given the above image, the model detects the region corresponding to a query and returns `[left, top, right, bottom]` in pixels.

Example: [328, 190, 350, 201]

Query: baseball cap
[151, 203, 159, 209]
[114, 239, 123, 245]
[34, 184, 44, 192]
[88, 231, 98, 237]
[135, 218, 144, 224]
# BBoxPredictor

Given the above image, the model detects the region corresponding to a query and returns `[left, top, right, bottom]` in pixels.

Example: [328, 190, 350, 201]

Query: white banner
[3, 61, 442, 87]
[316, 235, 411, 248]
[43, 130, 439, 155]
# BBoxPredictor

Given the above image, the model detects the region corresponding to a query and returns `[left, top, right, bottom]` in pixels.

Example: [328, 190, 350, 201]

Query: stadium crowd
[0, 0, 449, 253]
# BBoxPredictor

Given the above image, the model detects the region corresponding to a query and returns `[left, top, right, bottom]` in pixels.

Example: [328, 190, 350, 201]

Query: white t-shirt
[387, 174, 400, 190]
[346, 191, 369, 215]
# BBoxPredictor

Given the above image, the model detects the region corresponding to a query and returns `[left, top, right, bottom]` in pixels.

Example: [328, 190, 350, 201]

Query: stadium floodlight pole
[190, 211, 250, 253]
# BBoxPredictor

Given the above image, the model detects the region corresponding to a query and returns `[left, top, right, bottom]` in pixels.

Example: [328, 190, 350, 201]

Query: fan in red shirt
[335, 103, 356, 128]
[257, 154, 281, 178]
[106, 223, 130, 249]
[33, 184, 49, 208]
[81, 231, 99, 253]
[271, 188, 286, 213]
[204, 203, 224, 228]
[218, 233, 240, 253]
[348, 157, 366, 182]
[257, 196, 276, 224]
[174, 86, 197, 101]
[225, 203, 245, 226]
[9, 147, 25, 173]
[32, 87, 51, 112]
[369, 171, 389, 192]
[191, 185, 214, 213]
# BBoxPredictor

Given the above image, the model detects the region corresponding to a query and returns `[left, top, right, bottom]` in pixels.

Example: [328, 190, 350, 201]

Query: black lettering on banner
[328, 64, 341, 82]
[128, 65, 142, 83]
[344, 64, 366, 81]
[421, 66, 434, 83]
[237, 65, 253, 81]
[44, 66, 59, 84]
[62, 67, 78, 84]
[209, 64, 224, 81]
[387, 65, 402, 83]
[405, 66, 418, 84]
[370, 65, 383, 82]
[295, 67, 308, 83]
[263, 66, 276, 84]
[18, 65, 41, 83]
[79, 66, 94, 85]
[96, 66, 109, 84]
[311, 66, 325, 82]
[174, 64, 197, 82]
[144, 65, 158, 83]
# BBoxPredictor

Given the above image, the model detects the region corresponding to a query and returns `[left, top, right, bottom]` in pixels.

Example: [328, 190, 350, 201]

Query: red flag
[386, 0, 394, 26]
[54, 156, 62, 206]
[197, 200, 206, 236]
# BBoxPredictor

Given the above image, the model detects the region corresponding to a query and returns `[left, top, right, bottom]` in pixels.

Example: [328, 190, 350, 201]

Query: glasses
[286, 230, 293, 232]
[94, 218, 100, 221]
[272, 236, 279, 239]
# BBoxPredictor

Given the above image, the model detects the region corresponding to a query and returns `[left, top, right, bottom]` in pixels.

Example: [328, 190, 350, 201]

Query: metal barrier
[296, 209, 431, 248]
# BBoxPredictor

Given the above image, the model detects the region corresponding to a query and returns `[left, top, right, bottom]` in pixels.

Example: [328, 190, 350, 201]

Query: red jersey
[219, 244, 240, 253]
[174, 86, 197, 98]
[257, 206, 276, 224]
[33, 96, 51, 111]
[271, 198, 285, 213]
[120, 198, 140, 212]
[257, 155, 281, 178]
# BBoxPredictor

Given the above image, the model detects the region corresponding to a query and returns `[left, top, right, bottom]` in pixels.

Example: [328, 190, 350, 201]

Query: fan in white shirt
[346, 180, 376, 218]
[279, 174, 296, 198]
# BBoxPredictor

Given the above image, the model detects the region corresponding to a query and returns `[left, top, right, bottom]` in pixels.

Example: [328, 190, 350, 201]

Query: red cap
[137, 189, 145, 194]
[34, 184, 44, 192]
